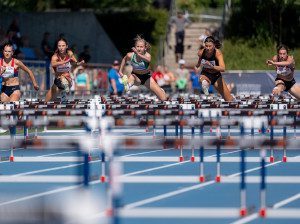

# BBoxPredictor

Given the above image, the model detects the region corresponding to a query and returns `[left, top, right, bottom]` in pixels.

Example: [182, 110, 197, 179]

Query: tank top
[276, 56, 294, 76]
[53, 54, 71, 73]
[131, 53, 149, 72]
[200, 49, 219, 71]
[0, 59, 18, 79]
[76, 73, 87, 85]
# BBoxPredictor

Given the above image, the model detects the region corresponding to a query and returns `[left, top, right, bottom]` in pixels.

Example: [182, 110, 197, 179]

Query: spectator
[196, 28, 212, 50]
[71, 44, 78, 61]
[175, 59, 190, 92]
[0, 25, 4, 43]
[0, 29, 23, 59]
[41, 32, 54, 60]
[93, 68, 107, 90]
[41, 32, 54, 89]
[163, 65, 175, 93]
[152, 65, 165, 87]
[79, 45, 91, 63]
[188, 67, 202, 94]
[74, 66, 90, 95]
[168, 10, 192, 62]
[8, 18, 21, 38]
[109, 60, 124, 96]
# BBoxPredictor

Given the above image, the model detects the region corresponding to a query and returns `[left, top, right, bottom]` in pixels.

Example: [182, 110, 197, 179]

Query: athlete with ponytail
[195, 36, 233, 101]
[266, 45, 300, 101]
[45, 38, 84, 101]
[119, 35, 166, 101]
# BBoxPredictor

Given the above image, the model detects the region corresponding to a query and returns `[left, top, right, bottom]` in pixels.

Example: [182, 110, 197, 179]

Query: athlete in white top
[119, 35, 166, 101]
[266, 45, 300, 101]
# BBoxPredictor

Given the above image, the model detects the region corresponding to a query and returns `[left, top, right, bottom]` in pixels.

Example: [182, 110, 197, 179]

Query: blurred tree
[226, 0, 300, 48]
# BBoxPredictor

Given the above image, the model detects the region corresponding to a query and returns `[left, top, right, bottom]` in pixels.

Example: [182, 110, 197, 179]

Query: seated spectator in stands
[74, 66, 90, 95]
[188, 67, 202, 94]
[0, 25, 4, 43]
[41, 32, 54, 89]
[71, 44, 78, 61]
[20, 36, 39, 59]
[152, 65, 165, 87]
[196, 28, 212, 50]
[41, 32, 54, 60]
[0, 29, 23, 59]
[163, 65, 175, 93]
[79, 45, 91, 63]
[93, 68, 107, 90]
[175, 59, 190, 92]
[109, 60, 124, 96]
[8, 18, 21, 38]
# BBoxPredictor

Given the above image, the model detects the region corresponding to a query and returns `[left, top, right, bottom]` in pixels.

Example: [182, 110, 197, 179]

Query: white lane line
[0, 185, 81, 206]
[124, 180, 215, 209]
[273, 193, 300, 209]
[122, 148, 172, 157]
[123, 154, 299, 210]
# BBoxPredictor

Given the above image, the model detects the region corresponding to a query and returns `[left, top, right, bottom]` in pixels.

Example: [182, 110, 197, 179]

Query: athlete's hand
[76, 60, 85, 66]
[195, 63, 203, 71]
[0, 66, 6, 75]
[34, 84, 40, 90]
[119, 72, 124, 78]
[131, 47, 138, 54]
[266, 60, 274, 66]
[205, 61, 213, 68]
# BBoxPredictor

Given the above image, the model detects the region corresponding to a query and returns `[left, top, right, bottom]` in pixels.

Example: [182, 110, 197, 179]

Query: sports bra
[0, 59, 18, 79]
[200, 49, 219, 70]
[53, 54, 71, 73]
[276, 56, 294, 76]
[131, 53, 149, 72]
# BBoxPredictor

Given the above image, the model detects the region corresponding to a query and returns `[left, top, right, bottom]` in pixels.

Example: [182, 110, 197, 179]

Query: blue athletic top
[108, 68, 124, 93]
[190, 72, 201, 88]
[76, 73, 87, 85]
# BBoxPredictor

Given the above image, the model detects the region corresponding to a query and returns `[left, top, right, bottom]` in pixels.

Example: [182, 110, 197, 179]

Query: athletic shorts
[1, 85, 20, 97]
[275, 78, 296, 92]
[54, 78, 65, 90]
[201, 71, 221, 85]
[133, 72, 151, 85]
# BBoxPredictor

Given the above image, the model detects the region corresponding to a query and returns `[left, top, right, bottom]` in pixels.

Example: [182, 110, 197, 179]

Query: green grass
[223, 39, 300, 70]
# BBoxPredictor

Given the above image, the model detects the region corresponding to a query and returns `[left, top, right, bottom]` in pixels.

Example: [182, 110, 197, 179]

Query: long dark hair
[277, 44, 289, 55]
[54, 38, 70, 54]
[204, 36, 222, 49]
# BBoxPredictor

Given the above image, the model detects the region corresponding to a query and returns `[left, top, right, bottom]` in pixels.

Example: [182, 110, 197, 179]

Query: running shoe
[0, 128, 7, 134]
[202, 85, 209, 96]
[122, 76, 128, 92]
[61, 94, 67, 102]
[61, 78, 70, 93]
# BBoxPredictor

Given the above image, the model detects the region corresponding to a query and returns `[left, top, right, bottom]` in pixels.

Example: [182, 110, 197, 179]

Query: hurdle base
[190, 156, 195, 162]
[100, 176, 106, 182]
[270, 157, 274, 162]
[259, 208, 266, 217]
[10, 156, 14, 162]
[199, 176, 205, 182]
[240, 208, 247, 217]
[283, 156, 287, 162]
[106, 208, 113, 217]
[215, 176, 221, 183]
[179, 156, 184, 162]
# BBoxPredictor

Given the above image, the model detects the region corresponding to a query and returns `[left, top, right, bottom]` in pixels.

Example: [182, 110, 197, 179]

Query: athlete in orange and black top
[45, 38, 84, 101]
[266, 45, 300, 101]
[195, 36, 233, 101]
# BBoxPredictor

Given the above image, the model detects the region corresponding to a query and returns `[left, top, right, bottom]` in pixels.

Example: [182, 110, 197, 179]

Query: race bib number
[201, 59, 216, 69]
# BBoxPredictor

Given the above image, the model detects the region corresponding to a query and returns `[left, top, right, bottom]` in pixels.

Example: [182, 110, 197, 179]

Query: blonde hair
[134, 35, 151, 52]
